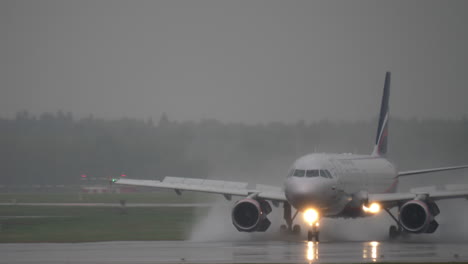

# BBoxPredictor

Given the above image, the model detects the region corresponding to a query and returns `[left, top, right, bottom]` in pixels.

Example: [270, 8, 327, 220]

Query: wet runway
[0, 202, 212, 207]
[1, 240, 467, 263]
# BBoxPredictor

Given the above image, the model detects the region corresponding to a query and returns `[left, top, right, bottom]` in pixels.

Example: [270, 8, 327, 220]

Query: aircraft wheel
[307, 230, 319, 242]
[389, 225, 399, 240]
[293, 224, 301, 235]
[280, 224, 288, 234]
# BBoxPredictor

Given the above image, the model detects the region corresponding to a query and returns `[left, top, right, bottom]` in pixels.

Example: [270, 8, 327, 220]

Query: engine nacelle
[231, 198, 272, 232]
[399, 200, 440, 234]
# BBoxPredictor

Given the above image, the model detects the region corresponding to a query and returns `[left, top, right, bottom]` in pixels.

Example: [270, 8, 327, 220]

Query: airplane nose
[285, 177, 334, 210]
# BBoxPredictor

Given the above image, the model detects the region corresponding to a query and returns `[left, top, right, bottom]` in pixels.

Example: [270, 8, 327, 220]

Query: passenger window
[306, 170, 319, 177]
[293, 170, 305, 177]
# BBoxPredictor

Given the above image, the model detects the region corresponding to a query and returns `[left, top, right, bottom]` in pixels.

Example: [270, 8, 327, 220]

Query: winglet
[372, 72, 391, 156]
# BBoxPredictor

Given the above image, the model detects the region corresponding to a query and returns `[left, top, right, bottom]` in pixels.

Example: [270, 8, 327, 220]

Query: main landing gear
[280, 202, 301, 235]
[384, 208, 407, 239]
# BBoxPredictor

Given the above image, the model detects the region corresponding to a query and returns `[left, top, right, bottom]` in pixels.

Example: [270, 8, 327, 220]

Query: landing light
[363, 203, 381, 214]
[304, 209, 319, 226]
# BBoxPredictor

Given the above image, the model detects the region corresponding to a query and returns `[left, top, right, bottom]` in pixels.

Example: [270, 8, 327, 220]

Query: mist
[1, 0, 468, 243]
[1, 1, 468, 124]
[190, 199, 468, 242]
[1, 112, 467, 241]
[179, 117, 468, 242]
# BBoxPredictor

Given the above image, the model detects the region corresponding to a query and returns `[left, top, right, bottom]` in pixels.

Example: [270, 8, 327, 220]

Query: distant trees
[0, 111, 467, 185]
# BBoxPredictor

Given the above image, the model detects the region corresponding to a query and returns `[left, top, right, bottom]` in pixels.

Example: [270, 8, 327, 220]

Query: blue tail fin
[372, 72, 391, 156]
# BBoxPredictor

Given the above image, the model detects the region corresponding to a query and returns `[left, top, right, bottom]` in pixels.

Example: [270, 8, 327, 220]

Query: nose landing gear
[282, 202, 321, 241]
[307, 223, 320, 242]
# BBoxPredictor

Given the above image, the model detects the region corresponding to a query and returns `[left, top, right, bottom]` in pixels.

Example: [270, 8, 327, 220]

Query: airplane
[114, 72, 468, 241]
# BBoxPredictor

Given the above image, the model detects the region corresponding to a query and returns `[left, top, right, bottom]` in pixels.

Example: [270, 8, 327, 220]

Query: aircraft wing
[398, 165, 468, 177]
[369, 185, 468, 207]
[115, 177, 287, 202]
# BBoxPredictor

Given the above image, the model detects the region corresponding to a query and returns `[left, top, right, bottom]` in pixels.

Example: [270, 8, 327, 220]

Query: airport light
[363, 203, 381, 214]
[303, 209, 319, 226]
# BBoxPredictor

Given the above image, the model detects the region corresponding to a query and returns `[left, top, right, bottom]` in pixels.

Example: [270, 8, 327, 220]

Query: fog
[1, 113, 467, 241]
[1, 0, 468, 242]
[1, 0, 468, 124]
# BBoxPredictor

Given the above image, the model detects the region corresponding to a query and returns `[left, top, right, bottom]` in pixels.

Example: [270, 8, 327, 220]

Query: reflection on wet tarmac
[362, 241, 380, 262]
[306, 241, 318, 262]
[306, 240, 381, 263]
[1, 240, 467, 264]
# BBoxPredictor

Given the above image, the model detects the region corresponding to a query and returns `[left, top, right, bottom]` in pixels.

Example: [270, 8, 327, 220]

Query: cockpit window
[293, 169, 305, 177]
[306, 170, 319, 177]
[320, 170, 333, 178]
[293, 169, 333, 178]
[319, 170, 327, 178]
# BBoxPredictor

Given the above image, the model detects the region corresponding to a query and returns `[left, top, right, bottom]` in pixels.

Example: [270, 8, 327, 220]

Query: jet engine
[399, 199, 440, 233]
[231, 198, 272, 232]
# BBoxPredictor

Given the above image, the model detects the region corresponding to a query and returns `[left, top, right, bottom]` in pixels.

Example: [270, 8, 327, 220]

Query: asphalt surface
[1, 240, 467, 263]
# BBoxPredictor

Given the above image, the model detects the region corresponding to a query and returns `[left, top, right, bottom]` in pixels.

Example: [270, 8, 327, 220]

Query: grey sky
[1, 0, 467, 124]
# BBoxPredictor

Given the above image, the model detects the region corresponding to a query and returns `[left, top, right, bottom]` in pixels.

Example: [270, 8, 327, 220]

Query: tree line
[0, 111, 467, 185]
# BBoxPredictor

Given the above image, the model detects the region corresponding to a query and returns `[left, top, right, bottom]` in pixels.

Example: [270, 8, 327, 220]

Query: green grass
[0, 191, 214, 204]
[0, 205, 207, 242]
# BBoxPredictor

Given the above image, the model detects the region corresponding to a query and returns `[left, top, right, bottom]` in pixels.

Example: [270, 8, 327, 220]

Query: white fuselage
[284, 153, 397, 218]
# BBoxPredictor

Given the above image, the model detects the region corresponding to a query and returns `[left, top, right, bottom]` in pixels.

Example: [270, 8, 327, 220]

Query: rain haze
[1, 0, 468, 123]
[1, 0, 468, 248]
